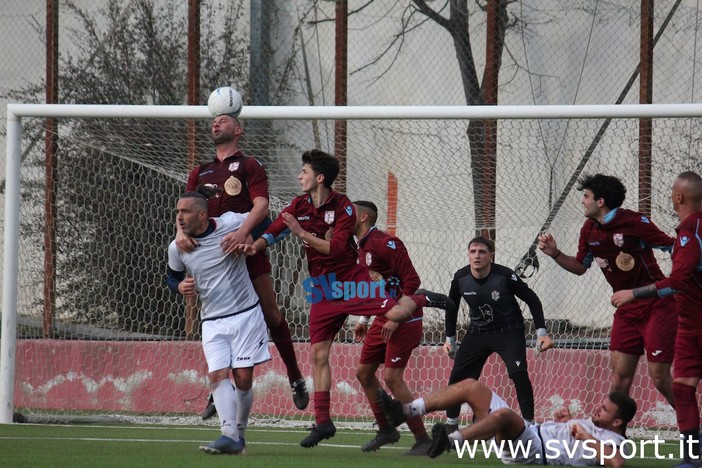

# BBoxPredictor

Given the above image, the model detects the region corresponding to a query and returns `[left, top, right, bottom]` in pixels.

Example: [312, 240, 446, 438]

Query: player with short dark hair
[443, 236, 553, 431]
[611, 171, 702, 468]
[378, 380, 635, 467]
[232, 149, 454, 448]
[538, 173, 676, 408]
[179, 114, 307, 418]
[167, 192, 270, 455]
[352, 200, 431, 455]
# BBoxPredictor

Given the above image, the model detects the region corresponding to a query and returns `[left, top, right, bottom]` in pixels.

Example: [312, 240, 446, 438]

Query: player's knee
[382, 373, 402, 390]
[208, 368, 230, 385]
[454, 377, 480, 393]
[356, 367, 373, 386]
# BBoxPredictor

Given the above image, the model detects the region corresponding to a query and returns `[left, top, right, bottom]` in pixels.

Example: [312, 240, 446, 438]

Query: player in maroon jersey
[538, 174, 676, 408]
[177, 114, 307, 416]
[231, 149, 453, 448]
[611, 171, 702, 468]
[351, 200, 431, 455]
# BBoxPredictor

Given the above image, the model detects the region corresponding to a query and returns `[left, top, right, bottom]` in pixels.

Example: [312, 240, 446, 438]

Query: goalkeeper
[443, 236, 553, 431]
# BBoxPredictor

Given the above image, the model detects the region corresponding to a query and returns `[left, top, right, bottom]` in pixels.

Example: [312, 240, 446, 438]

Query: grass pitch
[0, 423, 682, 467]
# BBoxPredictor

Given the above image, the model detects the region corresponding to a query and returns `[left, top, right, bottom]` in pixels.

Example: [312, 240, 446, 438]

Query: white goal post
[3, 103, 701, 427]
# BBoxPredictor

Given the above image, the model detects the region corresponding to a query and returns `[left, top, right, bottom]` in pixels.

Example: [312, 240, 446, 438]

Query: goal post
[3, 103, 701, 428]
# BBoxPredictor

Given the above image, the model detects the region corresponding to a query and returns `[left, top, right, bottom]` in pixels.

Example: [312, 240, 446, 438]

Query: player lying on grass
[377, 378, 635, 467]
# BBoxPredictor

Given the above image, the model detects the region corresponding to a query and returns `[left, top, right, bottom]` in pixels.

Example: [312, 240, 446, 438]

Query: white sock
[404, 398, 426, 417]
[212, 379, 239, 440]
[448, 431, 463, 446]
[235, 387, 253, 438]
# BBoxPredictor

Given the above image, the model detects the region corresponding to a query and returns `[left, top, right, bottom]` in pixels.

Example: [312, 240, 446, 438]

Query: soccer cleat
[376, 388, 407, 427]
[199, 435, 245, 455]
[201, 393, 217, 420]
[403, 435, 432, 456]
[415, 289, 455, 311]
[292, 378, 309, 410]
[361, 427, 401, 452]
[300, 421, 337, 448]
[427, 423, 452, 459]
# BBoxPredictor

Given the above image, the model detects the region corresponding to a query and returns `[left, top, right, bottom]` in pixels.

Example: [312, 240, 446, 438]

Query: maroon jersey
[262, 190, 358, 280]
[358, 226, 422, 323]
[655, 212, 702, 336]
[186, 150, 269, 216]
[576, 208, 674, 294]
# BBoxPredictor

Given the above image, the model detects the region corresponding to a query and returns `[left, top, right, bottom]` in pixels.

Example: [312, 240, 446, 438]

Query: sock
[673, 382, 700, 462]
[449, 431, 463, 446]
[268, 318, 303, 384]
[370, 401, 390, 430]
[314, 391, 331, 425]
[406, 415, 428, 439]
[403, 398, 426, 418]
[409, 294, 428, 309]
[235, 387, 253, 438]
[511, 371, 535, 421]
[212, 379, 238, 440]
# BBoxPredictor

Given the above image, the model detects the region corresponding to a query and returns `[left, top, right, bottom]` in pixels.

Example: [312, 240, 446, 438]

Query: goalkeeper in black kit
[443, 236, 553, 430]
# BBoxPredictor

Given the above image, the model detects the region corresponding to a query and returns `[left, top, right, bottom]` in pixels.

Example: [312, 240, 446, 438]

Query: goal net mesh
[8, 110, 698, 433]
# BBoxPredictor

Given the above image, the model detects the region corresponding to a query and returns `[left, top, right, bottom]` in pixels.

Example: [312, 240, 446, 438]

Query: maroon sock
[370, 401, 390, 430]
[673, 382, 700, 432]
[314, 391, 331, 425]
[409, 294, 427, 308]
[406, 415, 428, 439]
[269, 318, 302, 383]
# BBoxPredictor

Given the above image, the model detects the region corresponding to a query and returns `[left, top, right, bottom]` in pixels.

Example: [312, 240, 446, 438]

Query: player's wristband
[632, 284, 659, 300]
[536, 328, 548, 338]
[551, 250, 562, 260]
[359, 316, 371, 325]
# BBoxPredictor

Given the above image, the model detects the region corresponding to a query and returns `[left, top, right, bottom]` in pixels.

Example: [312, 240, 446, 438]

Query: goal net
[2, 104, 699, 433]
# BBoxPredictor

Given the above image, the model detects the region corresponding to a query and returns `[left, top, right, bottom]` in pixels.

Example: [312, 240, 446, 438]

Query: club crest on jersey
[680, 236, 690, 247]
[345, 205, 353, 216]
[491, 290, 500, 301]
[641, 215, 650, 224]
[324, 210, 335, 224]
[386, 240, 396, 249]
[228, 161, 240, 172]
[365, 252, 372, 266]
[613, 233, 624, 247]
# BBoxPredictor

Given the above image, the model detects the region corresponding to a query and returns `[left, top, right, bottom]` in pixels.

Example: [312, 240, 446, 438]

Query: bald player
[612, 171, 702, 468]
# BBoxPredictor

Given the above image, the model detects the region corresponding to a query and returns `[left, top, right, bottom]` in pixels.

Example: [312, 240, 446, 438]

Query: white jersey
[539, 419, 627, 466]
[168, 212, 259, 321]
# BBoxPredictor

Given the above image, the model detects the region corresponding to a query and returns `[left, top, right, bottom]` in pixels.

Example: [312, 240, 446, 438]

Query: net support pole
[0, 113, 22, 424]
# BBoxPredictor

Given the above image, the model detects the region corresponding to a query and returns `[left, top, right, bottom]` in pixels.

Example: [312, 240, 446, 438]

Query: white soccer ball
[207, 87, 243, 117]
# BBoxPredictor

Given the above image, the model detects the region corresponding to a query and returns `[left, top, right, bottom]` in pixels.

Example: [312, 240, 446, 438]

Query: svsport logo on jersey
[302, 273, 399, 304]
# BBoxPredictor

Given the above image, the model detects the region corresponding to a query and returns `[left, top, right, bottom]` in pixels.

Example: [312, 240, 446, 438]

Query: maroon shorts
[610, 295, 677, 362]
[309, 295, 399, 344]
[246, 251, 272, 280]
[673, 333, 702, 379]
[359, 318, 422, 368]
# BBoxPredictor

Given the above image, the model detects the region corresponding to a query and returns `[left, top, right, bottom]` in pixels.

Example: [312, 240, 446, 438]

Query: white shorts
[202, 304, 271, 372]
[487, 392, 542, 465]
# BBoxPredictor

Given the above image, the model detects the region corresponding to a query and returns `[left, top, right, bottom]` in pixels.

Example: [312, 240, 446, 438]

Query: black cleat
[292, 379, 309, 410]
[428, 423, 452, 459]
[403, 435, 432, 456]
[361, 427, 401, 452]
[376, 388, 407, 428]
[201, 393, 217, 420]
[300, 421, 337, 448]
[416, 289, 455, 311]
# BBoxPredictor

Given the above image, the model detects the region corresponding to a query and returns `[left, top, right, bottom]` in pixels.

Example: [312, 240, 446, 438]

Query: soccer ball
[207, 87, 243, 117]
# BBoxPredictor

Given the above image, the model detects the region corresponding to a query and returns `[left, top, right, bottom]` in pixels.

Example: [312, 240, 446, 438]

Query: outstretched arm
[538, 232, 587, 275]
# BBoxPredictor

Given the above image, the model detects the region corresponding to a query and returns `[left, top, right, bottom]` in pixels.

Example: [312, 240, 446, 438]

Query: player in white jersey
[378, 378, 635, 467]
[167, 192, 270, 455]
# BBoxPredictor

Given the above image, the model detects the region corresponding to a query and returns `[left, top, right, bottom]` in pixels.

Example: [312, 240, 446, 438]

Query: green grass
[0, 423, 684, 467]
